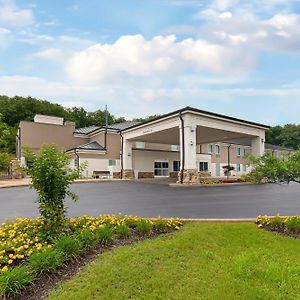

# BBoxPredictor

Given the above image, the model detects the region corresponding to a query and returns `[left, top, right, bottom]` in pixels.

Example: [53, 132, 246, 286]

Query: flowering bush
[256, 214, 300, 234]
[0, 215, 182, 273]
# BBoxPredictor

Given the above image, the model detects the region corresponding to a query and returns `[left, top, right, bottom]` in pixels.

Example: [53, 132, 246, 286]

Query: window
[237, 164, 241, 172]
[108, 159, 117, 166]
[154, 161, 169, 177]
[173, 161, 180, 172]
[207, 144, 213, 154]
[215, 144, 221, 155]
[243, 148, 247, 157]
[135, 141, 145, 149]
[199, 162, 209, 172]
[243, 164, 247, 172]
[236, 147, 242, 156]
[171, 145, 179, 151]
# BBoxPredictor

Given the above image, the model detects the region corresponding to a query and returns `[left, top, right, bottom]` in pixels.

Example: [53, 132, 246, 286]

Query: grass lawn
[48, 222, 300, 300]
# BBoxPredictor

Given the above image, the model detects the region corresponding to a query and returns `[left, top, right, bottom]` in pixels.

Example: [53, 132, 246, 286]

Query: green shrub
[115, 224, 130, 238]
[29, 247, 64, 274]
[0, 266, 34, 297]
[285, 217, 300, 232]
[55, 236, 82, 260]
[154, 218, 168, 231]
[136, 219, 153, 235]
[78, 230, 98, 250]
[270, 214, 285, 230]
[96, 226, 113, 244]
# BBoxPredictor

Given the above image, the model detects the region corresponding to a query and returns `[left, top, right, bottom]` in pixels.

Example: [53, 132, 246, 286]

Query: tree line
[0, 95, 299, 162]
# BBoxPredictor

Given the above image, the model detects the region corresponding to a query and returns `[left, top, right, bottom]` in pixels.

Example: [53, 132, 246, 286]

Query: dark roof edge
[66, 141, 106, 152]
[121, 106, 270, 132]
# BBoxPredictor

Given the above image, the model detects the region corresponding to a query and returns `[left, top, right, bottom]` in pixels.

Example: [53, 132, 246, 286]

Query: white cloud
[66, 34, 255, 85]
[219, 11, 233, 19]
[0, 0, 34, 27]
[1, 74, 300, 124]
[33, 48, 64, 61]
[212, 0, 239, 11]
[0, 26, 12, 50]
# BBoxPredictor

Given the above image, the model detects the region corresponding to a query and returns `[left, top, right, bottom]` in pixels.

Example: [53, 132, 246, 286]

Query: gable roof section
[74, 126, 101, 135]
[74, 121, 141, 136]
[121, 106, 270, 132]
[67, 141, 105, 152]
[105, 121, 141, 131]
[265, 143, 294, 152]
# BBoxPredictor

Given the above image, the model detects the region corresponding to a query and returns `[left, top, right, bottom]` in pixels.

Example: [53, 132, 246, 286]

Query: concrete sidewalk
[0, 178, 123, 189]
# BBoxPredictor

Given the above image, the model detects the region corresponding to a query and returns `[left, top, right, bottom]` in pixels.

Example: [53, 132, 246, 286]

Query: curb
[0, 179, 131, 189]
[180, 218, 256, 222]
[169, 182, 255, 188]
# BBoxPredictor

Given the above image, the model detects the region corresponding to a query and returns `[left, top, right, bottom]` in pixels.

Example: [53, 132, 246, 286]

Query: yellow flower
[1, 266, 8, 272]
[8, 259, 13, 264]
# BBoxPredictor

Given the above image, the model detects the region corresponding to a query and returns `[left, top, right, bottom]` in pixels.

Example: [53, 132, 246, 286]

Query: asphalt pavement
[0, 181, 299, 221]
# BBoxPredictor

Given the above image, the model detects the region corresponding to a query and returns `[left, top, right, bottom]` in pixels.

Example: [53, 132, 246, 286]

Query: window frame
[108, 159, 117, 166]
[173, 161, 180, 172]
[215, 144, 221, 155]
[207, 144, 213, 154]
[135, 141, 145, 149]
[199, 161, 209, 172]
[236, 147, 242, 157]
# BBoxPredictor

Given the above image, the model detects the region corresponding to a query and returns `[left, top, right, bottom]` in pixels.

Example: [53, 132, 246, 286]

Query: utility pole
[105, 104, 108, 127]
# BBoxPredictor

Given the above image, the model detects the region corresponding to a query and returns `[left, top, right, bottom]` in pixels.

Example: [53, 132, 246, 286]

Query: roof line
[66, 141, 106, 152]
[121, 106, 270, 132]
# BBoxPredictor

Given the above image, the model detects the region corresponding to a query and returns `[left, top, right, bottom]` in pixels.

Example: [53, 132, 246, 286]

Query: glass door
[154, 161, 169, 177]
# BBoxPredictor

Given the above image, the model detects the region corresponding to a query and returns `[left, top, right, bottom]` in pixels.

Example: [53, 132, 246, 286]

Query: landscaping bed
[0, 215, 182, 299]
[256, 214, 300, 239]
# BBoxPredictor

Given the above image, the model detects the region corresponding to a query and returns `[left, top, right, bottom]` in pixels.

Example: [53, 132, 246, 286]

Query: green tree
[0, 153, 11, 171]
[266, 124, 300, 150]
[24, 144, 84, 232]
[246, 151, 300, 184]
[133, 114, 160, 123]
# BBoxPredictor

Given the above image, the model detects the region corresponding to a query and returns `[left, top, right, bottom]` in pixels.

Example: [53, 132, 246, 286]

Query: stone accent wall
[122, 169, 134, 179]
[11, 160, 24, 179]
[113, 172, 121, 179]
[138, 172, 154, 179]
[169, 171, 179, 178]
[198, 171, 211, 178]
[178, 169, 199, 184]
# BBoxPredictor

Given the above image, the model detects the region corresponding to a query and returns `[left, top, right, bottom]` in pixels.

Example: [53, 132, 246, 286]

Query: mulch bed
[7, 229, 176, 300]
[261, 226, 300, 240]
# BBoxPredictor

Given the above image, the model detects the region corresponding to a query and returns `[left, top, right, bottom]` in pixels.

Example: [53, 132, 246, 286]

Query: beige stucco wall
[199, 143, 250, 165]
[90, 132, 121, 159]
[132, 149, 180, 173]
[69, 153, 120, 177]
[19, 121, 87, 154]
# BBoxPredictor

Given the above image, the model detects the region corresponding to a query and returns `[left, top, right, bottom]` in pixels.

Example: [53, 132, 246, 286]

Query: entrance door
[216, 163, 221, 177]
[154, 161, 169, 177]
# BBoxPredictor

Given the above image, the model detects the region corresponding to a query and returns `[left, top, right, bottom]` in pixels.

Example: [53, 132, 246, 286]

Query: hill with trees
[0, 95, 299, 164]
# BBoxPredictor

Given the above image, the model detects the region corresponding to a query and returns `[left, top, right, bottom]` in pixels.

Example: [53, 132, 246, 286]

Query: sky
[0, 0, 300, 125]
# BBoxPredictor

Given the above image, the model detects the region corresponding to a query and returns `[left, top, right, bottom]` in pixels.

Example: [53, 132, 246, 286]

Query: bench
[92, 170, 112, 179]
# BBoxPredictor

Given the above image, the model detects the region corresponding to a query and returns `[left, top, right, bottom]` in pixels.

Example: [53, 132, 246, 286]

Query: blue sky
[0, 0, 300, 125]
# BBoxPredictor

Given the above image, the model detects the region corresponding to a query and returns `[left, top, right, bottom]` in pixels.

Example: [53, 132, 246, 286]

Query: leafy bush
[285, 217, 300, 233]
[136, 219, 153, 234]
[269, 214, 285, 230]
[0, 266, 34, 297]
[256, 215, 300, 234]
[115, 224, 130, 238]
[154, 218, 168, 231]
[78, 230, 98, 250]
[55, 236, 82, 260]
[24, 145, 85, 233]
[29, 248, 64, 274]
[247, 151, 300, 184]
[96, 226, 113, 244]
